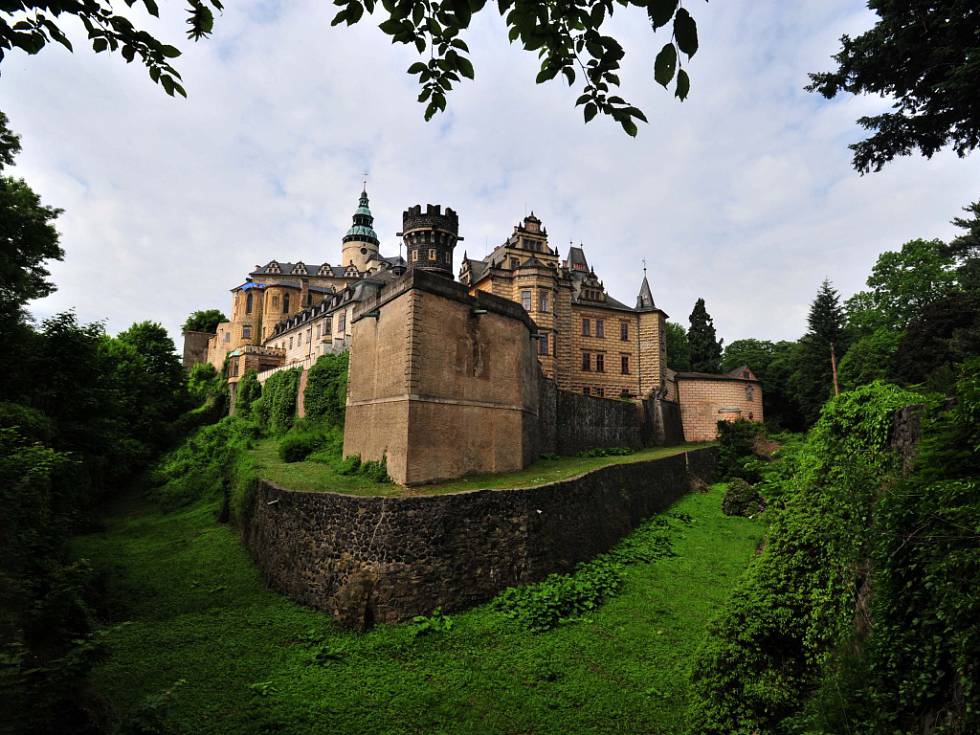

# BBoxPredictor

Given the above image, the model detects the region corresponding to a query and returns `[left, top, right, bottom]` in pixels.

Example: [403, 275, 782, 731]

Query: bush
[716, 419, 765, 482]
[278, 423, 331, 463]
[304, 353, 348, 427]
[721, 478, 765, 517]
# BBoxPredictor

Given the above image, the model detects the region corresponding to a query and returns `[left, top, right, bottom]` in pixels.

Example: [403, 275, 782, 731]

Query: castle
[183, 189, 763, 483]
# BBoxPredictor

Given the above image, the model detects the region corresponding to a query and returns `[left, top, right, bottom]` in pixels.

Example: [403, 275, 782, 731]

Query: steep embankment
[75, 484, 763, 735]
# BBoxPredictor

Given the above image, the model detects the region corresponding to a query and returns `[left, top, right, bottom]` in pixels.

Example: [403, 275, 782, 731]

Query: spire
[636, 273, 656, 311]
[343, 186, 379, 246]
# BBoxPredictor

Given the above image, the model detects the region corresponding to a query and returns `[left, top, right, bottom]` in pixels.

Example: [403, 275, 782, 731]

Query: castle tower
[398, 204, 462, 278]
[341, 187, 380, 272]
[635, 273, 667, 397]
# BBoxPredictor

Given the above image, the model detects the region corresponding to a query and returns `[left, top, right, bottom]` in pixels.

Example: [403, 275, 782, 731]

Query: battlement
[400, 204, 460, 236]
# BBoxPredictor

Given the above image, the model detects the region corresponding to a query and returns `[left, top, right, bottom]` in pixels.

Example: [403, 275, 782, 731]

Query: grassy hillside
[75, 484, 762, 735]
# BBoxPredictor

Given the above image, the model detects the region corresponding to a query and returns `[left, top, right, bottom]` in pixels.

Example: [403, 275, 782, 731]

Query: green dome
[342, 188, 379, 245]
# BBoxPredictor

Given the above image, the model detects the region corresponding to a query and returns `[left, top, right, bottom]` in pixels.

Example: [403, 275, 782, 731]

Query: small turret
[341, 187, 380, 272]
[398, 204, 463, 278]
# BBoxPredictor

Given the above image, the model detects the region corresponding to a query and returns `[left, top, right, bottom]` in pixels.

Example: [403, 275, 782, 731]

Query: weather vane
[642, 257, 647, 275]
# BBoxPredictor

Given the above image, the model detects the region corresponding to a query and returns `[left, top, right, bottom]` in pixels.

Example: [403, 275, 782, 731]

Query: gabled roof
[567, 246, 589, 272]
[251, 261, 353, 279]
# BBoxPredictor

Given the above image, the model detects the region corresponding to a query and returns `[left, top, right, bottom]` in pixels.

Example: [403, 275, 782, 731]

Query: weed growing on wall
[304, 353, 348, 427]
[493, 513, 690, 631]
[259, 368, 302, 435]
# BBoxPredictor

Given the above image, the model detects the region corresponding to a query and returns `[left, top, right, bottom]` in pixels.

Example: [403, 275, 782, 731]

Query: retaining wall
[241, 446, 717, 628]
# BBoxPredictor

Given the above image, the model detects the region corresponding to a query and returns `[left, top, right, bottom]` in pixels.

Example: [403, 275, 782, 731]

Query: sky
[2, 1, 978, 346]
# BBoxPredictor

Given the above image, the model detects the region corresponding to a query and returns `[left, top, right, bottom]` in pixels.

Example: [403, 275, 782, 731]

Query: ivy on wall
[258, 368, 302, 436]
[304, 353, 348, 428]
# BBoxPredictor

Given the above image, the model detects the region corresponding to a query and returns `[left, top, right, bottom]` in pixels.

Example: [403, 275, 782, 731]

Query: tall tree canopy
[183, 308, 226, 334]
[845, 239, 958, 334]
[808, 0, 980, 173]
[805, 279, 846, 398]
[664, 320, 690, 372]
[687, 298, 722, 373]
[1, 0, 701, 134]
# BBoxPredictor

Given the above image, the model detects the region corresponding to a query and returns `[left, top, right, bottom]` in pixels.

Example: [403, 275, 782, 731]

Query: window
[596, 319, 605, 338]
[538, 333, 549, 355]
[338, 312, 347, 334]
[411, 250, 419, 262]
[223, 332, 230, 343]
[595, 387, 605, 397]
[538, 290, 549, 313]
[582, 318, 591, 336]
[315, 325, 320, 338]
[307, 329, 312, 345]
[324, 318, 332, 335]
[306, 293, 312, 306]
[521, 290, 532, 310]
[289, 336, 293, 349]
[620, 321, 629, 341]
[596, 353, 605, 372]
[746, 385, 754, 401]
[272, 295, 279, 309]
[581, 352, 591, 371]
[242, 325, 251, 339]
[621, 354, 630, 374]
[510, 257, 520, 269]
[245, 292, 253, 313]
[283, 293, 290, 313]
[445, 251, 452, 263]
[583, 387, 591, 396]
[427, 248, 436, 261]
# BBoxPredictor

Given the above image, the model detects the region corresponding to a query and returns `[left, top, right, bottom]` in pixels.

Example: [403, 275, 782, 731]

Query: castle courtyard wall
[241, 446, 717, 627]
[676, 376, 764, 441]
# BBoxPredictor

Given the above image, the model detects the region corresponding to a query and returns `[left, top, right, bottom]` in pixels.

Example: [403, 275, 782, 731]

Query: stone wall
[344, 269, 540, 486]
[242, 446, 717, 627]
[676, 376, 764, 441]
[181, 330, 212, 369]
[552, 386, 644, 454]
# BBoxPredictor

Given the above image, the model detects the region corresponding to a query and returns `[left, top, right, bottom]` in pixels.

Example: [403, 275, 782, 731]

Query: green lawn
[75, 483, 763, 735]
[250, 439, 715, 496]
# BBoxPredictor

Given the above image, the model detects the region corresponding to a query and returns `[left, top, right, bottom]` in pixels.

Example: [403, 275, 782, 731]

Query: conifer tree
[807, 279, 846, 396]
[687, 298, 723, 373]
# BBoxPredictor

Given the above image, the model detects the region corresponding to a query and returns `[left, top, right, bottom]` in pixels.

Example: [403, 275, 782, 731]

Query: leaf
[143, 0, 160, 16]
[673, 8, 698, 58]
[675, 68, 690, 100]
[346, 0, 364, 24]
[93, 37, 108, 53]
[161, 44, 181, 58]
[378, 18, 403, 34]
[648, 0, 678, 30]
[122, 45, 136, 63]
[562, 67, 575, 86]
[407, 61, 427, 74]
[620, 117, 638, 137]
[584, 102, 597, 123]
[453, 0, 472, 27]
[457, 56, 474, 80]
[654, 43, 676, 88]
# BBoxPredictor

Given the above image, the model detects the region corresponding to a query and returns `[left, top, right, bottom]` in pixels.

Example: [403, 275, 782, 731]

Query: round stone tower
[398, 204, 462, 278]
[341, 188, 380, 272]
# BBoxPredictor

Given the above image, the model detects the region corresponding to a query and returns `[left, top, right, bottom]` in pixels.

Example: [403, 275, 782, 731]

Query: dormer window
[294, 262, 308, 275]
[317, 264, 331, 276]
[268, 261, 281, 274]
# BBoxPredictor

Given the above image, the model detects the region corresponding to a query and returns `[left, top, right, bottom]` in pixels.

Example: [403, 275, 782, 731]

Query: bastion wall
[241, 446, 717, 628]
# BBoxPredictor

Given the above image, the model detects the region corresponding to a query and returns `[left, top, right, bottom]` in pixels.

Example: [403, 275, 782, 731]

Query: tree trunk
[830, 342, 840, 397]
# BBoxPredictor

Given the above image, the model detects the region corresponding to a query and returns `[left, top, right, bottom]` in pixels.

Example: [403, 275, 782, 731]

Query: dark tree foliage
[687, 297, 722, 373]
[1, 0, 700, 133]
[807, 279, 846, 397]
[0, 112, 63, 329]
[722, 338, 805, 430]
[893, 291, 980, 389]
[182, 308, 226, 334]
[664, 320, 690, 372]
[946, 198, 980, 291]
[807, 1, 980, 173]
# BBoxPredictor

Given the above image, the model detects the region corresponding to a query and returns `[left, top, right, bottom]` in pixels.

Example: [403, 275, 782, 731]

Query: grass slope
[75, 484, 762, 735]
[250, 439, 715, 496]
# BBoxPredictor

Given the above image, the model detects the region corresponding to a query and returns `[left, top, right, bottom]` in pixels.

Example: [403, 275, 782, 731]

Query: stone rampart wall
[241, 446, 717, 628]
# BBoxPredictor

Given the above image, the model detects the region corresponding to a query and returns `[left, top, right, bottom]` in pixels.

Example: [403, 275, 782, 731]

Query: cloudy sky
[2, 1, 977, 346]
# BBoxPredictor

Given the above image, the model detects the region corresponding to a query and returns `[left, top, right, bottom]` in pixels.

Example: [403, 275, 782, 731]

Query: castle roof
[675, 366, 760, 383]
[567, 246, 590, 273]
[635, 275, 656, 311]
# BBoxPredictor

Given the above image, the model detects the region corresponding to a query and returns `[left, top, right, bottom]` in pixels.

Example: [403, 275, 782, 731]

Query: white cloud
[2, 0, 977, 346]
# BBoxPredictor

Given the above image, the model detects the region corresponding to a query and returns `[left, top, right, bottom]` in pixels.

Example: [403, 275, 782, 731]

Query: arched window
[245, 292, 253, 313]
[283, 293, 290, 313]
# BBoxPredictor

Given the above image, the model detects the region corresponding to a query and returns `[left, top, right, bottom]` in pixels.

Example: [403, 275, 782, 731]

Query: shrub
[721, 478, 765, 517]
[278, 423, 332, 463]
[716, 419, 765, 481]
[304, 353, 348, 427]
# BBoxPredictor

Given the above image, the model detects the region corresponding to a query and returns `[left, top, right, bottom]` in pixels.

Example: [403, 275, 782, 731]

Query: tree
[837, 328, 903, 391]
[845, 239, 958, 334]
[687, 298, 722, 373]
[946, 198, 980, 292]
[893, 291, 980, 389]
[1, 0, 701, 134]
[182, 308, 226, 334]
[0, 113, 63, 330]
[664, 320, 690, 372]
[807, 1, 980, 173]
[807, 279, 846, 397]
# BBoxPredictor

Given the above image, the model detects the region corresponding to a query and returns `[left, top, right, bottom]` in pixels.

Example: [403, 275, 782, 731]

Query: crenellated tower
[341, 187, 380, 272]
[398, 204, 462, 278]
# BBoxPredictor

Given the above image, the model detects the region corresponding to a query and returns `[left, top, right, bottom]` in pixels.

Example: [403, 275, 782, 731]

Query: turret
[398, 204, 462, 278]
[341, 188, 380, 272]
